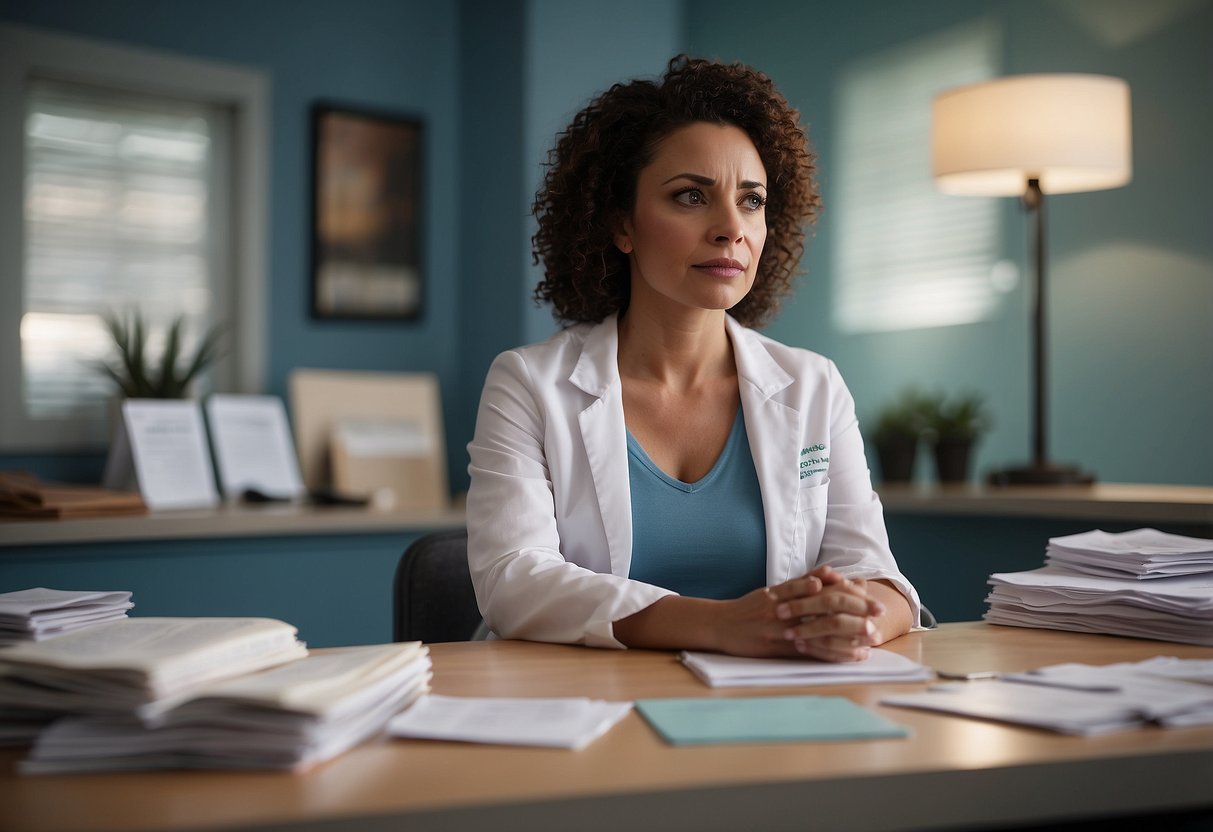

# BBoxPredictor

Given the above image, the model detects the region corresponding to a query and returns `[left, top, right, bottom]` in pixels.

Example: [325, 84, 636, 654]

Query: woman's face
[616, 122, 768, 319]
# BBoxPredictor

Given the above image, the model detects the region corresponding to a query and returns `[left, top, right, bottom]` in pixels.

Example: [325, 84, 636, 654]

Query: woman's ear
[614, 234, 633, 255]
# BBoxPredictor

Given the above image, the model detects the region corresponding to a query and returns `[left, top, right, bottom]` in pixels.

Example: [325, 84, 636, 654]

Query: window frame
[0, 23, 268, 451]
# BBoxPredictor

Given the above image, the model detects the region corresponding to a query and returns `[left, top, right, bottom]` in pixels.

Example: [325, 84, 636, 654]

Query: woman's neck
[617, 305, 734, 392]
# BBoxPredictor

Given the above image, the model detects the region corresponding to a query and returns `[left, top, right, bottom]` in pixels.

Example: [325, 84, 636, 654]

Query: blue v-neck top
[625, 408, 767, 600]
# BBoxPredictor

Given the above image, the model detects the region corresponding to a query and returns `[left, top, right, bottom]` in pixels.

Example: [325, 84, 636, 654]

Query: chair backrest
[392, 529, 483, 643]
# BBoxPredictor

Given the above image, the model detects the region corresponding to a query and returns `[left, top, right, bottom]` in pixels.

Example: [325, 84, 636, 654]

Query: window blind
[832, 22, 1005, 333]
[22, 78, 215, 419]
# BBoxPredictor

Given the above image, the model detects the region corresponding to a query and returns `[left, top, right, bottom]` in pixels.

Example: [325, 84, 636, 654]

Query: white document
[0, 588, 133, 643]
[882, 680, 1144, 735]
[680, 648, 933, 688]
[205, 394, 305, 500]
[388, 694, 632, 750]
[121, 399, 219, 510]
[883, 662, 1213, 734]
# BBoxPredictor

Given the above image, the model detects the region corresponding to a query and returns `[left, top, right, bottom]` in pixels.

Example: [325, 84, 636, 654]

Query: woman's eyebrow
[661, 172, 768, 190]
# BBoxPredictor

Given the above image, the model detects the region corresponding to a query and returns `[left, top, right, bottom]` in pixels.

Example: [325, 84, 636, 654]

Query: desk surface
[2, 623, 1212, 832]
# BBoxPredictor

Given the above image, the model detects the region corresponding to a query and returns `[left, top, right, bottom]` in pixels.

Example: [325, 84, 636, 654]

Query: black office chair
[392, 529, 484, 643]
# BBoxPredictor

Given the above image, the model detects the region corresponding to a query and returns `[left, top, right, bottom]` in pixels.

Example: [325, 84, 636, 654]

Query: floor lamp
[932, 74, 1132, 485]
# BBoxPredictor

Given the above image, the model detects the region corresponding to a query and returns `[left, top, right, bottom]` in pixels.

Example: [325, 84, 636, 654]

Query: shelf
[0, 501, 466, 548]
[877, 482, 1213, 526]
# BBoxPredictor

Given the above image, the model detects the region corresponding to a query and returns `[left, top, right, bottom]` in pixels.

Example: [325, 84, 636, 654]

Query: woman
[467, 56, 923, 661]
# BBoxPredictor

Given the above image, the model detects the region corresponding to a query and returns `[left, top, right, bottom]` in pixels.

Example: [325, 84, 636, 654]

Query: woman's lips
[693, 258, 746, 278]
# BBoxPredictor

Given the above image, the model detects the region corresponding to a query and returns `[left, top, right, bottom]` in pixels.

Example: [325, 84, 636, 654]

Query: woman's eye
[674, 189, 706, 206]
[742, 193, 767, 211]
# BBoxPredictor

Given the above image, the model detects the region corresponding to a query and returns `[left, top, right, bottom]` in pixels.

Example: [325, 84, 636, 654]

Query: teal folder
[635, 695, 909, 745]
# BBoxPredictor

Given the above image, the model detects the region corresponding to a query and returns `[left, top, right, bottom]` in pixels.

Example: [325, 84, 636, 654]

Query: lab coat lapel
[727, 317, 799, 585]
[569, 315, 632, 578]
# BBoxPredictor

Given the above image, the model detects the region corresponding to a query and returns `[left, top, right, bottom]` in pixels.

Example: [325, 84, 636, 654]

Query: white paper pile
[389, 694, 631, 750]
[680, 648, 933, 688]
[0, 617, 308, 744]
[1045, 529, 1213, 580]
[0, 587, 134, 645]
[984, 566, 1213, 646]
[984, 527, 1213, 647]
[883, 659, 1213, 734]
[22, 642, 431, 773]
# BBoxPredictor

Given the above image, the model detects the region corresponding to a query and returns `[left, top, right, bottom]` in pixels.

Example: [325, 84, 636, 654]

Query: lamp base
[987, 463, 1096, 486]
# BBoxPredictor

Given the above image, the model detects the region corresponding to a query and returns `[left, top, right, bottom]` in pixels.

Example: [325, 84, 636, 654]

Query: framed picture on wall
[310, 103, 423, 320]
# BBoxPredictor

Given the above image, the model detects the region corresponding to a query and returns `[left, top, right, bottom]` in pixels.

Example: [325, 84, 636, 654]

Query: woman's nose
[710, 206, 744, 244]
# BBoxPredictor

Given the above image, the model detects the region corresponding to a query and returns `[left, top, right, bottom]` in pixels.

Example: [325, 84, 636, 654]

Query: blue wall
[2, 0, 1210, 492]
[689, 0, 1213, 486]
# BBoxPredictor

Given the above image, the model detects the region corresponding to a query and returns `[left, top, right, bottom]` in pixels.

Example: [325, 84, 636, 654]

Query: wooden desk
[2, 623, 1212, 832]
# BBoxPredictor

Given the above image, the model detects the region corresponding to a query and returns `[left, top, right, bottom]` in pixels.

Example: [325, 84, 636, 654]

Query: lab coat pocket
[790, 480, 829, 576]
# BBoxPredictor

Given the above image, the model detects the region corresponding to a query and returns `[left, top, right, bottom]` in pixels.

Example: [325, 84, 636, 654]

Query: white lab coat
[466, 313, 922, 648]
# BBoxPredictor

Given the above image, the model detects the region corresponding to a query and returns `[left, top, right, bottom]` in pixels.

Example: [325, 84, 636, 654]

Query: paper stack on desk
[1044, 529, 1213, 579]
[984, 528, 1213, 647]
[21, 642, 431, 773]
[0, 587, 134, 645]
[0, 617, 307, 745]
[680, 648, 932, 688]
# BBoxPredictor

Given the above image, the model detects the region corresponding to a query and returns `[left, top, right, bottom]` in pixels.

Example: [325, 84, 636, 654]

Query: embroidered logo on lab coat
[799, 444, 829, 480]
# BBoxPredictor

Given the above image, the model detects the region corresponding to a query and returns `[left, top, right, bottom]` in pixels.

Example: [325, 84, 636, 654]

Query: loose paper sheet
[388, 694, 631, 750]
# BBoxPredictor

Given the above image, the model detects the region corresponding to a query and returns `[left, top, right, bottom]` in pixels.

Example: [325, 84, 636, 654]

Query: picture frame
[310, 103, 423, 320]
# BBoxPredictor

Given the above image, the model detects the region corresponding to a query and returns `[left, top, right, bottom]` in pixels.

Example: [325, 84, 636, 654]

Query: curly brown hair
[531, 55, 820, 328]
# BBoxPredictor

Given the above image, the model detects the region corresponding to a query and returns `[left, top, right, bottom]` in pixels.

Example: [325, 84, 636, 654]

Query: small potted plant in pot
[869, 389, 931, 484]
[926, 391, 992, 483]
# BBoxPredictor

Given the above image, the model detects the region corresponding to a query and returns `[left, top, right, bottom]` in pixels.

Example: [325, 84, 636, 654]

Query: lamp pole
[987, 178, 1093, 485]
[1026, 177, 1047, 469]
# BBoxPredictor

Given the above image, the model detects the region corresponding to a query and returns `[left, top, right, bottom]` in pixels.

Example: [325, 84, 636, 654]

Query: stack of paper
[1045, 529, 1213, 579]
[0, 617, 308, 744]
[389, 695, 631, 750]
[0, 588, 134, 645]
[883, 659, 1213, 735]
[21, 643, 431, 773]
[680, 648, 933, 688]
[984, 566, 1213, 646]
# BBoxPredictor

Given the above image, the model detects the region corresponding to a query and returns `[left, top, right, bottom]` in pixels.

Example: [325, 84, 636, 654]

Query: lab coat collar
[725, 314, 794, 400]
[568, 313, 795, 400]
[569, 314, 621, 398]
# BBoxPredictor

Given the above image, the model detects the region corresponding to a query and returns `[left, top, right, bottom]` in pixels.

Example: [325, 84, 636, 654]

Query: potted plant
[925, 391, 992, 483]
[93, 309, 224, 399]
[869, 389, 931, 483]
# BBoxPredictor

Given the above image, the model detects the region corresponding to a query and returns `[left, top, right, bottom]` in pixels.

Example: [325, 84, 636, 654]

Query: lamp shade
[932, 74, 1132, 196]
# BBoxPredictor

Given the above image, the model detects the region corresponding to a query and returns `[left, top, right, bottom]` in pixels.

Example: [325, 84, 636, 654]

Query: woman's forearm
[612, 595, 726, 651]
[867, 579, 915, 643]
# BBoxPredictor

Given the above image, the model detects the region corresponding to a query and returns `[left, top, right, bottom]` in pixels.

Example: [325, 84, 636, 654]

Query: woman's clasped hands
[720, 565, 885, 662]
[770, 565, 886, 662]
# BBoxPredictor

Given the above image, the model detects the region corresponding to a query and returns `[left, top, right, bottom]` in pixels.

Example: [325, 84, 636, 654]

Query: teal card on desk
[635, 696, 908, 745]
